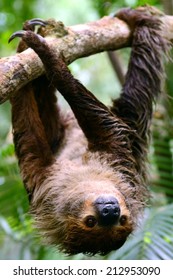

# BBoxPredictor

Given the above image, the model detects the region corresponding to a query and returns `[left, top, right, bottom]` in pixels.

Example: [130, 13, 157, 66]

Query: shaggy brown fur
[9, 8, 168, 255]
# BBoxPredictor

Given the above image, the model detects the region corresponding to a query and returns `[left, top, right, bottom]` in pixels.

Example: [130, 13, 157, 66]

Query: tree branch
[107, 51, 125, 86]
[0, 12, 173, 104]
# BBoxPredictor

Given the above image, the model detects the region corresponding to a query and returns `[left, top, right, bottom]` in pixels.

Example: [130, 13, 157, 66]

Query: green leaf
[109, 205, 173, 260]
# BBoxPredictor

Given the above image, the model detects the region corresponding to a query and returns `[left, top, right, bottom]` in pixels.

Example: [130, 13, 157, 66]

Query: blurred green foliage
[0, 0, 173, 260]
[0, 0, 36, 56]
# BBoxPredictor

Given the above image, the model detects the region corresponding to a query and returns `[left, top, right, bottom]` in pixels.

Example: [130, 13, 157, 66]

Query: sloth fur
[10, 8, 168, 255]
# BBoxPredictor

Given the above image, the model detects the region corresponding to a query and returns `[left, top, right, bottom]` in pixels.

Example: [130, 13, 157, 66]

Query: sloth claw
[8, 18, 47, 43]
[27, 18, 47, 28]
[8, 31, 26, 43]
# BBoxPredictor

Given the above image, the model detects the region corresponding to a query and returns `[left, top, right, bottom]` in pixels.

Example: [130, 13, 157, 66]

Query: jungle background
[0, 0, 173, 260]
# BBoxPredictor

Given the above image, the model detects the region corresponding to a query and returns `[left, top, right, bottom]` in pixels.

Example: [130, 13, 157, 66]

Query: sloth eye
[84, 215, 97, 228]
[120, 215, 127, 225]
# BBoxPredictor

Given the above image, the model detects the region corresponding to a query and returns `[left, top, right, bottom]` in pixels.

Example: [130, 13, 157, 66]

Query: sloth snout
[94, 196, 121, 226]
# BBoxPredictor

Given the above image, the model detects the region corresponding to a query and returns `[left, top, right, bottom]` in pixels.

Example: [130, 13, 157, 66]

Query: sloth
[9, 8, 168, 255]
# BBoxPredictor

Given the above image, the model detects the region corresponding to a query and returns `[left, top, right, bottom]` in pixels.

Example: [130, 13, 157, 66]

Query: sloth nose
[94, 196, 120, 226]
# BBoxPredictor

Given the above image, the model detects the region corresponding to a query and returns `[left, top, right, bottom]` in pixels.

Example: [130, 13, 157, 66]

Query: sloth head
[60, 191, 133, 255]
[31, 165, 138, 255]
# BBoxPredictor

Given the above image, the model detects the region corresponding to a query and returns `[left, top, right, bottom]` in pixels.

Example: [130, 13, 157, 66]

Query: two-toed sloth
[9, 8, 168, 255]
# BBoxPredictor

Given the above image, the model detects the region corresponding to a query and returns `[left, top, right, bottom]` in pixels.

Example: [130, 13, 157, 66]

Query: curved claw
[27, 18, 47, 27]
[8, 30, 26, 43]
[8, 18, 47, 43]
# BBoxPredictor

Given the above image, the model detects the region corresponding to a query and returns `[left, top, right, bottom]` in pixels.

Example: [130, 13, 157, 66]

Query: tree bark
[0, 12, 173, 104]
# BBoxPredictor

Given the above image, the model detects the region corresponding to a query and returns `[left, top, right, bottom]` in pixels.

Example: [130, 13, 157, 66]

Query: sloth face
[31, 166, 135, 256]
[60, 189, 133, 255]
[47, 177, 134, 256]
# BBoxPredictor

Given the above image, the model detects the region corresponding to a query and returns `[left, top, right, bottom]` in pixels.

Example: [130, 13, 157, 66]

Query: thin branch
[162, 0, 173, 15]
[107, 51, 125, 86]
[0, 13, 173, 104]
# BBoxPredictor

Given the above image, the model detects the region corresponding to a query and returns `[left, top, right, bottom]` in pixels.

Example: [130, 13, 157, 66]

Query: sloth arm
[13, 31, 131, 155]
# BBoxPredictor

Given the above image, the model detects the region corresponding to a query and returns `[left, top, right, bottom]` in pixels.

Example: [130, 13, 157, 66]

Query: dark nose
[94, 196, 120, 226]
